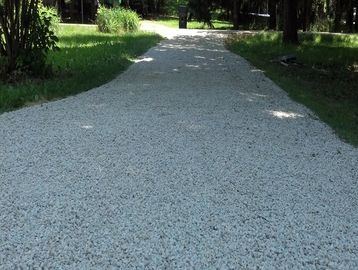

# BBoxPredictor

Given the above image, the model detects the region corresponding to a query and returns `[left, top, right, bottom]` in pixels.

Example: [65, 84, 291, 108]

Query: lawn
[152, 16, 233, 29]
[0, 24, 161, 113]
[226, 32, 358, 146]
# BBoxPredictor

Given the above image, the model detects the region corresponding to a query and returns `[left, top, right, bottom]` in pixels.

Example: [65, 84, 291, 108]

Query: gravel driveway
[1, 22, 357, 269]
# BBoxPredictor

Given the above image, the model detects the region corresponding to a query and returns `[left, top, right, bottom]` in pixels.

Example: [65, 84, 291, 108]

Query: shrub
[39, 4, 60, 33]
[0, 0, 59, 78]
[96, 7, 140, 33]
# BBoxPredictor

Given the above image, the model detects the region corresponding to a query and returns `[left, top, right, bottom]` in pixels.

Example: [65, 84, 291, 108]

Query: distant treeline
[43, 0, 357, 34]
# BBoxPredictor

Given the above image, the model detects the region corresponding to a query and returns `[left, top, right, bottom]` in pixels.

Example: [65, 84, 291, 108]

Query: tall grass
[97, 7, 140, 33]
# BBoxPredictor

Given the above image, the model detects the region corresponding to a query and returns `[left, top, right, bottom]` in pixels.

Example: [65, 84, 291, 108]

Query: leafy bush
[39, 4, 60, 33]
[0, 0, 59, 78]
[96, 7, 140, 33]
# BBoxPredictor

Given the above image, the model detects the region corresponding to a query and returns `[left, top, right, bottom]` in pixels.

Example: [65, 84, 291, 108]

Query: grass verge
[0, 24, 161, 113]
[226, 32, 358, 146]
[152, 16, 233, 29]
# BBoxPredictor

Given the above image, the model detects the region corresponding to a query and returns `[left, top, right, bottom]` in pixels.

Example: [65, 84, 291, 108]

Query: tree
[346, 0, 353, 32]
[302, 0, 313, 31]
[232, 0, 242, 30]
[283, 0, 298, 44]
[187, 0, 213, 27]
[0, 1, 58, 77]
[333, 0, 342, 31]
[268, 0, 277, 30]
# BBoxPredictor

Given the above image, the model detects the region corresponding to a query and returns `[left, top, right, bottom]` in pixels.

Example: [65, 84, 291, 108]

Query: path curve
[1, 22, 357, 269]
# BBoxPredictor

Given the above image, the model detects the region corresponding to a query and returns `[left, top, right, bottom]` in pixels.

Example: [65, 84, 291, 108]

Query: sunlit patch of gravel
[0, 22, 357, 269]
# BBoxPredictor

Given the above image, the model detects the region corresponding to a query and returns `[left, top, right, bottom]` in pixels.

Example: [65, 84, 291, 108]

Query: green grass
[152, 16, 233, 29]
[226, 32, 358, 146]
[0, 24, 161, 113]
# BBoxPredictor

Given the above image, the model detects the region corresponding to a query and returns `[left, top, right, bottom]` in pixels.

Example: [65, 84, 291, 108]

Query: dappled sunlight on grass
[59, 40, 123, 48]
[301, 32, 358, 48]
[0, 24, 161, 113]
[227, 31, 358, 146]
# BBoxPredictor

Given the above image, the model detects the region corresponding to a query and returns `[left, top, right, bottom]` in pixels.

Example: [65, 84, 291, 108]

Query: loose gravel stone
[0, 22, 357, 269]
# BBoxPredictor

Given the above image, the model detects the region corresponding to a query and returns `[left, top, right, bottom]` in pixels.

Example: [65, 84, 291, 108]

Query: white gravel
[1, 22, 358, 269]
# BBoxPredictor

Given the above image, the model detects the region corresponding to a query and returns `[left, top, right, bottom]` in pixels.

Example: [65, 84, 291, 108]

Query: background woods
[36, 0, 358, 34]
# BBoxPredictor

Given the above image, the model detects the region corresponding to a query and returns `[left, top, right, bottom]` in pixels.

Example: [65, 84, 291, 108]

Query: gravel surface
[1, 22, 358, 269]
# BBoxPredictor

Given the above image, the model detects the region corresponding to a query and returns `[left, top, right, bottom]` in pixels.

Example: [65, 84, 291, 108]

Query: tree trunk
[333, 0, 342, 32]
[346, 0, 353, 32]
[276, 0, 284, 30]
[325, 0, 331, 17]
[232, 0, 241, 30]
[302, 0, 312, 31]
[268, 0, 277, 30]
[356, 0, 358, 32]
[283, 0, 298, 44]
[233, 0, 238, 29]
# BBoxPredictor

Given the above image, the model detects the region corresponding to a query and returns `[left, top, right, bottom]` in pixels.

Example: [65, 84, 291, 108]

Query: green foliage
[21, 4, 60, 77]
[301, 32, 358, 47]
[226, 32, 358, 146]
[163, 0, 188, 16]
[0, 25, 161, 113]
[240, 16, 269, 31]
[0, 0, 59, 78]
[39, 4, 60, 33]
[310, 17, 334, 32]
[96, 7, 140, 33]
[188, 0, 213, 27]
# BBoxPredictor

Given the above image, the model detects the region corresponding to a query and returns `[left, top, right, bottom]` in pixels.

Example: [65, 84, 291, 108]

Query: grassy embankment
[226, 32, 358, 146]
[0, 24, 161, 113]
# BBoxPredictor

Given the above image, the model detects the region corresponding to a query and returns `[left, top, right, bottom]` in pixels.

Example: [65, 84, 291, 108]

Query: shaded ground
[0, 22, 357, 269]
